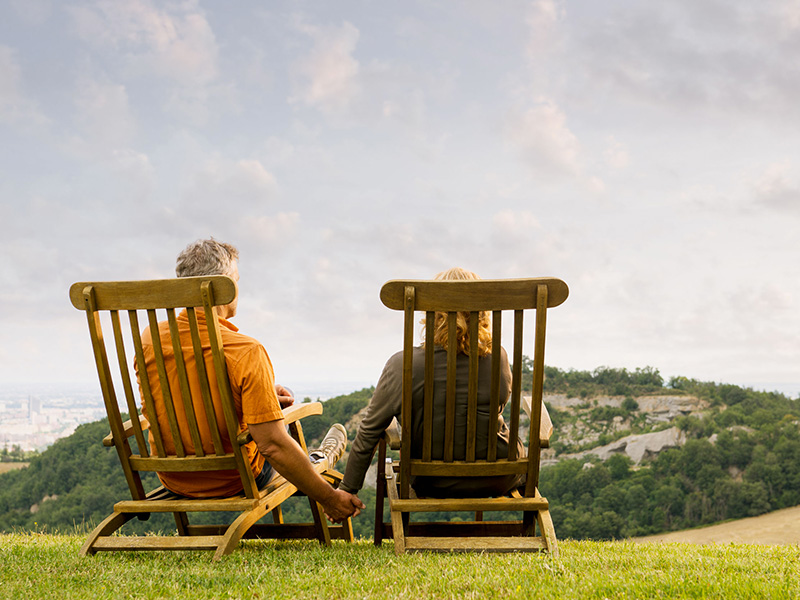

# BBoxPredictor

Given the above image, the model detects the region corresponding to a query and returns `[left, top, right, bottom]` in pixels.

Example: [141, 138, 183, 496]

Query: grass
[1, 533, 799, 599]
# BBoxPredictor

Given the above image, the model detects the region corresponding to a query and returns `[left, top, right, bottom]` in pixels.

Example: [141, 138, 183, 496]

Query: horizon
[1, 1, 798, 394]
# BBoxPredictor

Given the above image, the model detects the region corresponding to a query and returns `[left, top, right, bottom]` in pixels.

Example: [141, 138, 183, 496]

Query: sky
[1, 0, 798, 399]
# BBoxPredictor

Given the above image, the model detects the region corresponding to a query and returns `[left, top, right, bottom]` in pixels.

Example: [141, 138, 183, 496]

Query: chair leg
[308, 498, 332, 546]
[537, 508, 559, 557]
[374, 439, 387, 546]
[173, 512, 190, 535]
[214, 504, 271, 561]
[80, 511, 136, 556]
[271, 506, 284, 524]
[385, 461, 406, 555]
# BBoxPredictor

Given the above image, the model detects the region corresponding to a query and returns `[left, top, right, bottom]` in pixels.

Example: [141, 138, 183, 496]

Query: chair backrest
[380, 277, 568, 499]
[69, 276, 262, 500]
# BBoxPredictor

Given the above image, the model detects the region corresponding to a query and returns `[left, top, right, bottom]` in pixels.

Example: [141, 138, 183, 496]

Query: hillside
[1, 366, 798, 542]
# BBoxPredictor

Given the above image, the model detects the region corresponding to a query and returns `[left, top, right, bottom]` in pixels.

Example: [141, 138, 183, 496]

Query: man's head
[176, 238, 240, 318]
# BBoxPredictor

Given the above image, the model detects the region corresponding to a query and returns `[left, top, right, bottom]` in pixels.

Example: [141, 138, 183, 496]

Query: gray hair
[175, 238, 239, 278]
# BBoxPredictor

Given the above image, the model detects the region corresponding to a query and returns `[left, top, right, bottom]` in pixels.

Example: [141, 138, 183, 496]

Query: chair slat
[187, 307, 226, 456]
[380, 278, 568, 311]
[81, 287, 146, 501]
[488, 310, 502, 462]
[69, 276, 236, 311]
[443, 312, 457, 463]
[525, 284, 548, 496]
[129, 310, 166, 458]
[408, 459, 530, 477]
[465, 311, 479, 462]
[166, 308, 205, 457]
[110, 310, 148, 458]
[400, 286, 415, 499]
[508, 310, 523, 461]
[200, 281, 258, 499]
[422, 312, 434, 461]
[147, 309, 185, 458]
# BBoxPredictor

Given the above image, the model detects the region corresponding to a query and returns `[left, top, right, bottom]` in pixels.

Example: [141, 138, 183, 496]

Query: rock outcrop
[543, 427, 687, 466]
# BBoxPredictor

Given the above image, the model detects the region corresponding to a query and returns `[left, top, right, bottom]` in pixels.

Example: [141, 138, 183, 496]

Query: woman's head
[424, 267, 492, 356]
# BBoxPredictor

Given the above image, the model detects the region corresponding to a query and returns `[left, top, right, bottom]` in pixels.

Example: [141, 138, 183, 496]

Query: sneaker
[309, 423, 347, 467]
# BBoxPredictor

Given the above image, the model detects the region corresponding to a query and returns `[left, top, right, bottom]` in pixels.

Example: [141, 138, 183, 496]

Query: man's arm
[248, 420, 364, 522]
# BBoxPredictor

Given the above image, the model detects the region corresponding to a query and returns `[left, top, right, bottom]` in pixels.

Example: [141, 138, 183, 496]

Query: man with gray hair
[140, 238, 363, 523]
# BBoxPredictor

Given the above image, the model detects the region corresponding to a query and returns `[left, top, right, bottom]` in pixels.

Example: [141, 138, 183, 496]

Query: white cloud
[0, 45, 46, 127]
[603, 135, 629, 169]
[290, 21, 361, 114]
[752, 162, 800, 213]
[68, 0, 220, 122]
[179, 158, 279, 229]
[72, 77, 136, 150]
[70, 0, 218, 86]
[242, 212, 300, 244]
[526, 0, 564, 59]
[506, 97, 581, 177]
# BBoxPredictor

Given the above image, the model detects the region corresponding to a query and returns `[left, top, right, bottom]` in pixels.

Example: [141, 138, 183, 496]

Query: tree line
[1, 368, 797, 541]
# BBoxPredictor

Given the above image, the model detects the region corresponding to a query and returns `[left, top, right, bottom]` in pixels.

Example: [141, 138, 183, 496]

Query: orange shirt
[138, 310, 283, 497]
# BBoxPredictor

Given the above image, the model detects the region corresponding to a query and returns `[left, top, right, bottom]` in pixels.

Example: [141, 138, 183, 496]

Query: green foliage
[300, 387, 374, 444]
[3, 370, 800, 545]
[1, 444, 39, 462]
[526, 364, 667, 398]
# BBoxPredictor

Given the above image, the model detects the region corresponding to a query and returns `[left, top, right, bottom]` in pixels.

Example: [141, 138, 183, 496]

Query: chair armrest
[103, 414, 149, 447]
[237, 401, 324, 446]
[382, 417, 401, 450]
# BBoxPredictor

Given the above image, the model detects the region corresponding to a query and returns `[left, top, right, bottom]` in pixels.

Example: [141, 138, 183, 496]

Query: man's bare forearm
[247, 420, 363, 522]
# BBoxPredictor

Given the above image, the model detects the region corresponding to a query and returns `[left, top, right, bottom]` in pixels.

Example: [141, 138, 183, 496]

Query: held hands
[323, 490, 365, 524]
[275, 383, 295, 409]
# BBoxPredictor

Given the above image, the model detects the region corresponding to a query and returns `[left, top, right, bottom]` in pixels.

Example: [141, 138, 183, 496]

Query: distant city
[0, 381, 372, 453]
[0, 383, 106, 452]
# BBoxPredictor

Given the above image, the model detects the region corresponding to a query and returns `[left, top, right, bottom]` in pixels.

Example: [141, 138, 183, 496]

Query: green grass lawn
[1, 533, 798, 599]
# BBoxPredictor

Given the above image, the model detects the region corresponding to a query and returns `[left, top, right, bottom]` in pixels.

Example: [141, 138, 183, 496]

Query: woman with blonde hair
[340, 267, 524, 499]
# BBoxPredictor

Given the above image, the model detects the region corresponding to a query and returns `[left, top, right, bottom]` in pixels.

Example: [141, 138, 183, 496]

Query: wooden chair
[373, 277, 568, 554]
[69, 276, 352, 560]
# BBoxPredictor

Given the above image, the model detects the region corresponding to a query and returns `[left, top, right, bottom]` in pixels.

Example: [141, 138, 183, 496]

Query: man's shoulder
[220, 327, 264, 353]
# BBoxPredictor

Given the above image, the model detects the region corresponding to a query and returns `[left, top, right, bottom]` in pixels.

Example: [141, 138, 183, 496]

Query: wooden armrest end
[383, 417, 401, 450]
[238, 402, 324, 446]
[103, 414, 149, 447]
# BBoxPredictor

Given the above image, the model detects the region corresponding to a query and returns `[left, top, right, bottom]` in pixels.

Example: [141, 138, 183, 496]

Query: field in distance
[0, 463, 28, 474]
[632, 505, 800, 546]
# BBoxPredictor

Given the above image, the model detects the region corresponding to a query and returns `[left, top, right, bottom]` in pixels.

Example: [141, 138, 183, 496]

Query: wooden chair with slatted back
[69, 276, 352, 560]
[373, 277, 568, 554]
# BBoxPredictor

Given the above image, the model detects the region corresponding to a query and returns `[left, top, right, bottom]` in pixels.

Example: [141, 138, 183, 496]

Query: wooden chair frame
[373, 277, 568, 554]
[69, 276, 352, 560]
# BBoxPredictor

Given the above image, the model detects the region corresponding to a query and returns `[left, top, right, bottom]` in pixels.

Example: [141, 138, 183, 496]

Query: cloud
[68, 0, 220, 121]
[567, 2, 800, 119]
[0, 45, 47, 127]
[172, 158, 280, 236]
[290, 20, 361, 114]
[603, 136, 629, 169]
[506, 97, 581, 177]
[71, 76, 136, 151]
[752, 162, 800, 213]
[526, 0, 564, 59]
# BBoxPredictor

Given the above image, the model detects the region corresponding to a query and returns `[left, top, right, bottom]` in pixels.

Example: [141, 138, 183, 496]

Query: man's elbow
[258, 438, 285, 462]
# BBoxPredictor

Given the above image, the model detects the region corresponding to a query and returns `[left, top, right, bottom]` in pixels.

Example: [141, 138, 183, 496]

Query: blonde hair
[422, 267, 493, 357]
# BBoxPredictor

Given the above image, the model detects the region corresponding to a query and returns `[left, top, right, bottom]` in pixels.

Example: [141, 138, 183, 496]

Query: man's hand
[321, 490, 365, 524]
[275, 384, 294, 408]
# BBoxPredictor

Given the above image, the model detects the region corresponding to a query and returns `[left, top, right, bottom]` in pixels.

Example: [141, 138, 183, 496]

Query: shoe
[310, 423, 347, 467]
